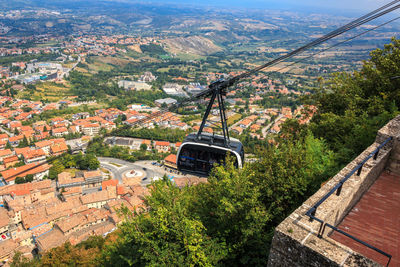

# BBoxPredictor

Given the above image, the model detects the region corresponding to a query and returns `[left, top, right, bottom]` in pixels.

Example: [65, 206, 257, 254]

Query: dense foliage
[110, 126, 188, 143]
[309, 37, 400, 165]
[86, 136, 167, 162]
[68, 71, 123, 100]
[48, 153, 100, 180]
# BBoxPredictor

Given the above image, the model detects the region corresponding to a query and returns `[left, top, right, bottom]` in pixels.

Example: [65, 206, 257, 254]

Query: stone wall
[381, 116, 400, 175]
[268, 115, 400, 267]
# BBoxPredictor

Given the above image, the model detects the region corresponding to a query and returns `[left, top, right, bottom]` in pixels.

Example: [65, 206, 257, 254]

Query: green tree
[49, 159, 65, 180]
[309, 37, 400, 165]
[101, 180, 227, 266]
[5, 141, 12, 150]
[40, 242, 98, 266]
[77, 154, 99, 170]
[17, 136, 29, 148]
[140, 143, 147, 151]
[10, 251, 38, 267]
[87, 154, 100, 170]
[15, 177, 25, 184]
[22, 107, 32, 113]
[191, 160, 271, 265]
[24, 174, 34, 183]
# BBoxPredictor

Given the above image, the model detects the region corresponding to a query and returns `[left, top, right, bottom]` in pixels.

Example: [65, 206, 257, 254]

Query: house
[52, 127, 68, 137]
[101, 179, 118, 190]
[57, 172, 84, 189]
[8, 135, 24, 146]
[0, 163, 51, 185]
[14, 147, 31, 158]
[0, 239, 18, 262]
[9, 121, 22, 132]
[55, 213, 86, 235]
[33, 120, 48, 129]
[239, 118, 252, 129]
[15, 112, 32, 121]
[35, 131, 50, 141]
[35, 228, 66, 252]
[50, 117, 67, 126]
[22, 149, 46, 164]
[35, 140, 53, 155]
[82, 170, 104, 188]
[174, 142, 182, 150]
[155, 141, 170, 153]
[3, 155, 19, 168]
[81, 123, 100, 136]
[0, 149, 13, 162]
[21, 129, 35, 141]
[50, 142, 68, 156]
[80, 187, 116, 209]
[232, 126, 244, 135]
[62, 187, 83, 199]
[0, 134, 8, 142]
[270, 124, 281, 134]
[0, 207, 10, 236]
[250, 124, 261, 132]
[164, 154, 177, 169]
[69, 125, 80, 134]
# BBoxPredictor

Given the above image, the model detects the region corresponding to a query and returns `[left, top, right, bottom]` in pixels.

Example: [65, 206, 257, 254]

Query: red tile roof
[8, 135, 24, 142]
[14, 147, 31, 156]
[0, 162, 50, 182]
[3, 155, 18, 164]
[102, 179, 118, 189]
[331, 171, 400, 266]
[164, 154, 177, 164]
[50, 142, 68, 154]
[116, 185, 125, 195]
[155, 141, 170, 147]
[50, 138, 65, 144]
[52, 127, 68, 134]
[0, 149, 13, 157]
[35, 140, 53, 148]
[23, 149, 45, 160]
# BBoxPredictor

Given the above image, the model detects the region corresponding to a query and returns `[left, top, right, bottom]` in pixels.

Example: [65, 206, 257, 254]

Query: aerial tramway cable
[273, 16, 400, 73]
[197, 0, 400, 98]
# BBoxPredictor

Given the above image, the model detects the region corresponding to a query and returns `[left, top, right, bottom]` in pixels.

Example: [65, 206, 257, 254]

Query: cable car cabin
[177, 133, 244, 176]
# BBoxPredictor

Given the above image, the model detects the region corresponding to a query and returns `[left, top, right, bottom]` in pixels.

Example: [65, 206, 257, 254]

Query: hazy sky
[156, 0, 397, 14]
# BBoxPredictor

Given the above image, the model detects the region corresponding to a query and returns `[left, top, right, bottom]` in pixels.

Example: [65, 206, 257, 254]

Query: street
[262, 114, 283, 137]
[0, 126, 14, 137]
[98, 157, 161, 186]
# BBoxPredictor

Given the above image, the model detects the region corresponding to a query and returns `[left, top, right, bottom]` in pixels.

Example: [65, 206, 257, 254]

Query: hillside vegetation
[12, 38, 400, 267]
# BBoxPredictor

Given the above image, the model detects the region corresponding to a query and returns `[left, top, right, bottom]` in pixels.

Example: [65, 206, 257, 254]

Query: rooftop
[1, 162, 51, 182]
[330, 171, 400, 266]
[36, 228, 67, 251]
[83, 170, 102, 179]
[50, 142, 68, 154]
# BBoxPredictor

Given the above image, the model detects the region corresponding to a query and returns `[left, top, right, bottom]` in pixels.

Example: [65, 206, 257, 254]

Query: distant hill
[163, 36, 222, 56]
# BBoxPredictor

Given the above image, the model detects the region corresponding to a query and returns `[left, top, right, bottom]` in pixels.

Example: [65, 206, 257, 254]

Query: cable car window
[178, 144, 238, 174]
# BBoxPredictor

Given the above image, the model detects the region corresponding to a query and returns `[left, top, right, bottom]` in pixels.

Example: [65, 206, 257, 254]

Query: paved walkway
[330, 171, 400, 266]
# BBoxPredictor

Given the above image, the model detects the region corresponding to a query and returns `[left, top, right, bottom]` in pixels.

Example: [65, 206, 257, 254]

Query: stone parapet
[268, 115, 400, 266]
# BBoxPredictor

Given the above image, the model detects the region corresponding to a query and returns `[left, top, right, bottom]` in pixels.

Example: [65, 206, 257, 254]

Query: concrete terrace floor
[330, 171, 400, 266]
